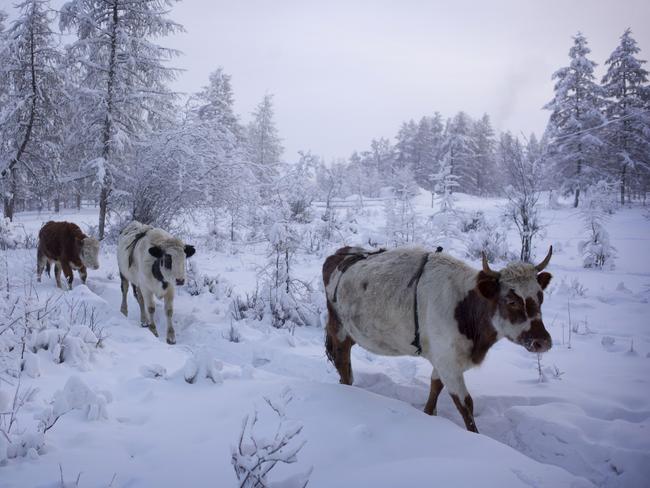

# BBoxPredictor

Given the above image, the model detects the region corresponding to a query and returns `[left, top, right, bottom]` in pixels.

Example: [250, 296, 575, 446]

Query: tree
[412, 114, 444, 205]
[247, 93, 283, 197]
[601, 28, 650, 204]
[60, 0, 183, 239]
[443, 112, 474, 194]
[578, 180, 617, 268]
[0, 0, 65, 220]
[500, 132, 544, 262]
[469, 114, 497, 195]
[544, 33, 605, 207]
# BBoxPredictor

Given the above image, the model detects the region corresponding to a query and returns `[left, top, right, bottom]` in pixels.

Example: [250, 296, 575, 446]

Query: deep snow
[1, 194, 649, 487]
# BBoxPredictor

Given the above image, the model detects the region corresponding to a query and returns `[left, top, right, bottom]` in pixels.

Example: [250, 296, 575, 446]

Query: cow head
[80, 237, 100, 270]
[148, 240, 196, 286]
[477, 247, 553, 353]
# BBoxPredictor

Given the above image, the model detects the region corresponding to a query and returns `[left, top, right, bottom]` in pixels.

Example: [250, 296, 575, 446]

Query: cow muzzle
[518, 319, 552, 353]
[176, 279, 185, 286]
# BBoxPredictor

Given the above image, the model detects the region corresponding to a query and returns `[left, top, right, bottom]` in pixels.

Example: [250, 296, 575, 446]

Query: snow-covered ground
[1, 195, 649, 487]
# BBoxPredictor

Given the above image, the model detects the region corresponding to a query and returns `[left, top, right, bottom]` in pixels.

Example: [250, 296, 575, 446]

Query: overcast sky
[162, 0, 649, 162]
[5, 0, 649, 162]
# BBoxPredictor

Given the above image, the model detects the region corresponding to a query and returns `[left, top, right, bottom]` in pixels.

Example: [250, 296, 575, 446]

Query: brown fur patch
[38, 221, 86, 285]
[454, 288, 499, 365]
[476, 271, 500, 299]
[322, 246, 354, 286]
[499, 290, 527, 324]
[424, 378, 444, 415]
[451, 393, 478, 433]
[525, 297, 539, 317]
[325, 300, 355, 385]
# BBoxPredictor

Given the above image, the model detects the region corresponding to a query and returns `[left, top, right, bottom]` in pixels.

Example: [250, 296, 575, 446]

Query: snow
[1, 196, 649, 487]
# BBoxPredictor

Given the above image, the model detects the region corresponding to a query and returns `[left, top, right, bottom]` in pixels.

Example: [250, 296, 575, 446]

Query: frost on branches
[232, 389, 312, 488]
[578, 181, 618, 269]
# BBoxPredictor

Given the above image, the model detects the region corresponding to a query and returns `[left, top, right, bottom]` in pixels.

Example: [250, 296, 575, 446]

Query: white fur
[117, 221, 190, 344]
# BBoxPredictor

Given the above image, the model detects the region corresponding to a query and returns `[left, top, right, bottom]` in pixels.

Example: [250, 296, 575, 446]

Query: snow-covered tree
[601, 29, 650, 205]
[60, 0, 183, 238]
[385, 166, 418, 246]
[412, 114, 444, 205]
[442, 112, 474, 194]
[469, 114, 497, 195]
[247, 93, 283, 197]
[578, 180, 617, 269]
[544, 33, 606, 208]
[500, 132, 544, 262]
[0, 0, 65, 220]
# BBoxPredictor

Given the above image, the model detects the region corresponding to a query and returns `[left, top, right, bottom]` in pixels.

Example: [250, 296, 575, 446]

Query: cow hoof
[166, 336, 176, 345]
[148, 326, 159, 338]
[120, 307, 128, 317]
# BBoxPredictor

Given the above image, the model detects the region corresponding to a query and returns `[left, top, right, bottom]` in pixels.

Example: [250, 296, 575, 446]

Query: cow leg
[142, 290, 159, 338]
[79, 265, 88, 284]
[325, 302, 354, 385]
[120, 274, 129, 316]
[61, 261, 74, 290]
[54, 262, 63, 289]
[439, 370, 479, 433]
[164, 290, 176, 345]
[133, 285, 149, 330]
[36, 248, 47, 282]
[424, 370, 444, 416]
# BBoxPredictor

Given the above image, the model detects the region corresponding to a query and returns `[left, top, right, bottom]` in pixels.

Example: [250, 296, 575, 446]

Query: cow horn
[481, 252, 500, 278]
[535, 246, 553, 271]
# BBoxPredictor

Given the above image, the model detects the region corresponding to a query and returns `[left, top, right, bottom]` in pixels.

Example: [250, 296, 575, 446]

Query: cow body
[117, 221, 195, 344]
[323, 245, 553, 433]
[37, 221, 100, 289]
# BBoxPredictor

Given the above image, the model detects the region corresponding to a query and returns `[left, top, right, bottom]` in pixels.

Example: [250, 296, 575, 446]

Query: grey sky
[4, 0, 649, 162]
[165, 0, 649, 162]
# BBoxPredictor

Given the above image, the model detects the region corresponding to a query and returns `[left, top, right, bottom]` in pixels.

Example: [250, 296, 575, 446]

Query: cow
[36, 221, 100, 289]
[117, 221, 196, 345]
[323, 245, 553, 433]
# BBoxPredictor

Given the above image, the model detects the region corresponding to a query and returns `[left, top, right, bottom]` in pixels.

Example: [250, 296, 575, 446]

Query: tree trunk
[98, 185, 109, 239]
[573, 188, 580, 208]
[54, 197, 60, 213]
[76, 193, 81, 210]
[620, 165, 626, 205]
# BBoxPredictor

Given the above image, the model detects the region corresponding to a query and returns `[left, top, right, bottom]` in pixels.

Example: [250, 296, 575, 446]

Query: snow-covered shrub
[182, 351, 223, 384]
[185, 260, 228, 297]
[262, 222, 320, 329]
[0, 219, 24, 250]
[463, 212, 511, 261]
[232, 388, 312, 488]
[578, 181, 618, 269]
[230, 289, 265, 322]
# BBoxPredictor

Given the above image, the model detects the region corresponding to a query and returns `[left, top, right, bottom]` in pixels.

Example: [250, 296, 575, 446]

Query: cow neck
[151, 258, 168, 290]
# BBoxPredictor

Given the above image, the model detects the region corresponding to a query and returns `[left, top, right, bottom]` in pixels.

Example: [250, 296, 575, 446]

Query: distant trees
[601, 29, 650, 205]
[247, 94, 284, 198]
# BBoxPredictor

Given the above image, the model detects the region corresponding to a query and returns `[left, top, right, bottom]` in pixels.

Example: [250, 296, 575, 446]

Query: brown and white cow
[37, 221, 100, 289]
[323, 246, 553, 433]
[117, 221, 195, 345]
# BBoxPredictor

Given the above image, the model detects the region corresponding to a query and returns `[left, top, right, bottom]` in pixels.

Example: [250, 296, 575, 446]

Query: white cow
[323, 245, 553, 433]
[117, 221, 196, 344]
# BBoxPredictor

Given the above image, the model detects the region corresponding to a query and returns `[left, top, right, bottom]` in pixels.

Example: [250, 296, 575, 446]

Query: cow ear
[477, 272, 500, 300]
[184, 245, 196, 258]
[537, 272, 552, 290]
[148, 246, 163, 258]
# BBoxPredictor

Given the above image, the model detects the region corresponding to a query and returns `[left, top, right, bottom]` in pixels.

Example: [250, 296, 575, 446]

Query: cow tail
[325, 299, 340, 365]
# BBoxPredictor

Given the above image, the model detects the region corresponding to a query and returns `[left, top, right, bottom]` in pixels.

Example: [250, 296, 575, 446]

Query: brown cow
[37, 221, 100, 289]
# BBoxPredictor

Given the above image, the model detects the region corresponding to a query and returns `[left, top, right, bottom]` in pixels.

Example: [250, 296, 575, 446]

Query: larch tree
[469, 114, 497, 196]
[60, 0, 183, 239]
[0, 0, 65, 220]
[544, 33, 605, 208]
[412, 114, 444, 206]
[601, 28, 650, 204]
[247, 93, 283, 199]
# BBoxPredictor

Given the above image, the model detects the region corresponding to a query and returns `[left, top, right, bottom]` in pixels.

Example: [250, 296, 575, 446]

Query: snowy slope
[1, 196, 649, 487]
